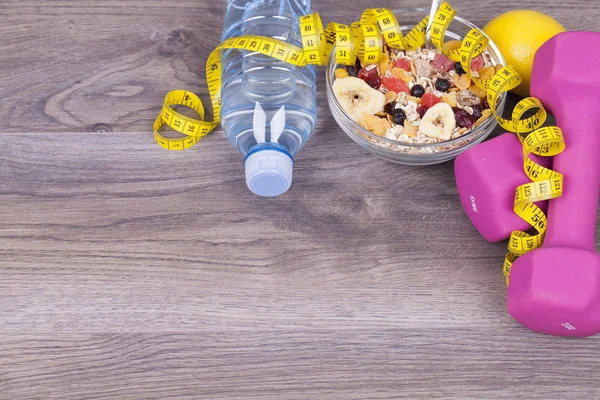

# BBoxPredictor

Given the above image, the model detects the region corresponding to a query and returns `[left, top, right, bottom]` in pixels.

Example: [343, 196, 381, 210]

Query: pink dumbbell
[455, 133, 551, 242]
[508, 32, 600, 337]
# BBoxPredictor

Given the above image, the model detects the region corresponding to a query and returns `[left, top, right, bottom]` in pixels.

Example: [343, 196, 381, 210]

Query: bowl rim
[326, 8, 507, 149]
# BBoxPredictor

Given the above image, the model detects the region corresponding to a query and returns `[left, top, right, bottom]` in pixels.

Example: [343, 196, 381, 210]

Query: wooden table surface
[1, 0, 599, 398]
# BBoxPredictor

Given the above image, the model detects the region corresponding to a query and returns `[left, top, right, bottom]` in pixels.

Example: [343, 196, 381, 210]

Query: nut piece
[414, 59, 433, 79]
[431, 69, 452, 81]
[457, 89, 481, 107]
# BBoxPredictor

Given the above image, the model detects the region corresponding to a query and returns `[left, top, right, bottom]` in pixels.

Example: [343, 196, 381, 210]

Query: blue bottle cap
[244, 149, 293, 197]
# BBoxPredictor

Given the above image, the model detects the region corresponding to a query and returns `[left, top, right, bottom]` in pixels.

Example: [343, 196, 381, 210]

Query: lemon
[483, 10, 566, 97]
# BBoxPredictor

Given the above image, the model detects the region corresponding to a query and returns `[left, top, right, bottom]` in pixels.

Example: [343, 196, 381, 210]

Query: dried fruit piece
[360, 113, 391, 136]
[470, 85, 488, 99]
[454, 62, 466, 75]
[386, 113, 394, 125]
[482, 97, 490, 110]
[421, 92, 442, 108]
[478, 66, 495, 80]
[381, 77, 410, 94]
[384, 90, 397, 104]
[470, 55, 485, 71]
[453, 108, 476, 129]
[420, 103, 456, 140]
[471, 104, 483, 119]
[390, 68, 413, 83]
[394, 57, 412, 71]
[335, 68, 349, 79]
[454, 74, 471, 90]
[358, 64, 381, 89]
[346, 58, 361, 77]
[474, 109, 493, 127]
[443, 91, 458, 107]
[393, 108, 407, 125]
[432, 53, 455, 72]
[332, 76, 386, 122]
[444, 40, 463, 52]
[406, 95, 422, 104]
[384, 101, 396, 116]
[379, 53, 391, 76]
[404, 120, 419, 137]
[410, 84, 426, 98]
[435, 78, 451, 92]
[416, 105, 428, 118]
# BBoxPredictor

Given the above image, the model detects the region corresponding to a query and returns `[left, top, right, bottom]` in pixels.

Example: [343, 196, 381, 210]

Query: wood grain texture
[1, 1, 599, 399]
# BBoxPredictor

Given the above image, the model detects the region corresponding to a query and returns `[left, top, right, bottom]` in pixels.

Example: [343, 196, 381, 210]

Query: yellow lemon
[483, 10, 566, 97]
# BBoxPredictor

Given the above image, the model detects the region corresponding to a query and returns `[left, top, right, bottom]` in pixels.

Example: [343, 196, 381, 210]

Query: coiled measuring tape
[153, 2, 565, 283]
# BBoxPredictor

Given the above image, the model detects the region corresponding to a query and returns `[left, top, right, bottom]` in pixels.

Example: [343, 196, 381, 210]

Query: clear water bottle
[220, 0, 317, 197]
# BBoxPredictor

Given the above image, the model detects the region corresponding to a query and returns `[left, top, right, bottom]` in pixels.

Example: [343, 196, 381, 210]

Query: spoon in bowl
[425, 0, 444, 49]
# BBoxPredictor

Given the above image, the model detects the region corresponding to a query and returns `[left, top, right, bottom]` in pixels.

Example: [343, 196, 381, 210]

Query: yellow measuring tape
[153, 35, 308, 150]
[153, 2, 565, 282]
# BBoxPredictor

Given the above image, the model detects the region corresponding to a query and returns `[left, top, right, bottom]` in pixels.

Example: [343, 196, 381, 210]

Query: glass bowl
[326, 8, 506, 165]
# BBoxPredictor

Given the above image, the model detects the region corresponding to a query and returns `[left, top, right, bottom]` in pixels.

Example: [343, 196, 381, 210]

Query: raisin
[471, 104, 483, 119]
[417, 105, 428, 118]
[346, 64, 359, 77]
[482, 98, 490, 110]
[453, 108, 476, 129]
[384, 102, 396, 116]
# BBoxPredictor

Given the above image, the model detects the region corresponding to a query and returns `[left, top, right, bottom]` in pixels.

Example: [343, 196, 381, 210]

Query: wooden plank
[1, 331, 599, 400]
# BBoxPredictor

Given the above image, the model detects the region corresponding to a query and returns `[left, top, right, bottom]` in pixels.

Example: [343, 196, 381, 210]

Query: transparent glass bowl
[326, 8, 506, 165]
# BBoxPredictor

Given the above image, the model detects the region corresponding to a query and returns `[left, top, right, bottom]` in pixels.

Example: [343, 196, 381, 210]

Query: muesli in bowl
[326, 9, 506, 165]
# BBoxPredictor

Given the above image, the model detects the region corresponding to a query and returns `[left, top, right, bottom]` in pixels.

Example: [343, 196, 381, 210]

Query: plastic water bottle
[220, 0, 317, 197]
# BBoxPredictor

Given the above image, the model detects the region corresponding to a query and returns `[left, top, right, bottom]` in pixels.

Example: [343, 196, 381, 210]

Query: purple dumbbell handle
[542, 100, 600, 250]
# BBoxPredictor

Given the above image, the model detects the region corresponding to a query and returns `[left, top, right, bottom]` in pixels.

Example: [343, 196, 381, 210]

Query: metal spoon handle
[425, 0, 444, 48]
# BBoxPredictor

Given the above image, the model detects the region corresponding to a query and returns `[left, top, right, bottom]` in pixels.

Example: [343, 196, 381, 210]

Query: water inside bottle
[220, 0, 316, 157]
